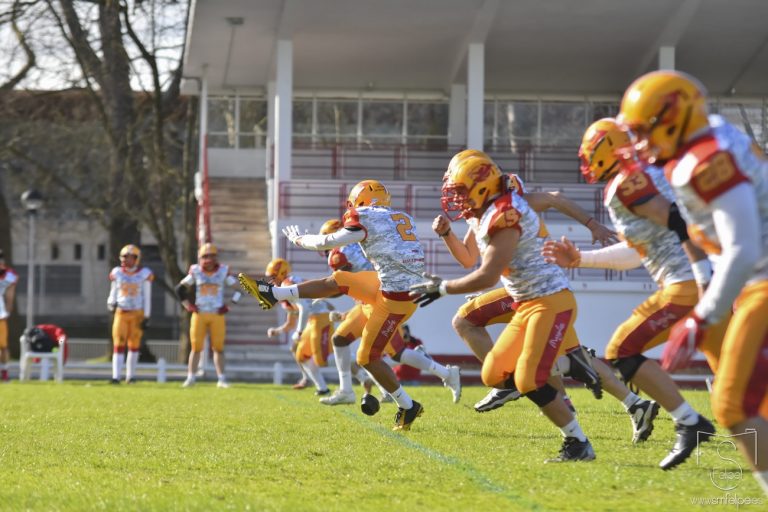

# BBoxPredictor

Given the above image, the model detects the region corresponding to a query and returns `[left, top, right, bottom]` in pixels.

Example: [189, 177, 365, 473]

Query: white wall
[208, 148, 267, 178]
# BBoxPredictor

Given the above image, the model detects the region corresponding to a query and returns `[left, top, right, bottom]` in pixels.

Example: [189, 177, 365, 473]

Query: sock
[754, 471, 768, 497]
[552, 355, 570, 376]
[218, 374, 227, 383]
[301, 359, 327, 391]
[126, 350, 139, 381]
[560, 418, 587, 442]
[669, 401, 698, 426]
[333, 344, 353, 393]
[186, 372, 195, 382]
[391, 386, 414, 410]
[273, 285, 299, 301]
[621, 391, 641, 410]
[400, 348, 449, 380]
[112, 350, 124, 380]
[353, 368, 369, 385]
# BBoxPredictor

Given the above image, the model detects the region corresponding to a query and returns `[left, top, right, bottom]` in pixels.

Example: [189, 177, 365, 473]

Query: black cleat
[659, 414, 715, 471]
[629, 399, 660, 444]
[109, 378, 120, 385]
[545, 437, 596, 463]
[361, 393, 381, 416]
[659, 415, 715, 470]
[393, 400, 424, 431]
[238, 273, 278, 310]
[566, 346, 603, 399]
[474, 387, 521, 412]
[125, 378, 137, 384]
[314, 388, 331, 396]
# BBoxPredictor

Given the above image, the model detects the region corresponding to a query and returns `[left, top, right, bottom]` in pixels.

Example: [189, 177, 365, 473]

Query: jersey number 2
[391, 214, 417, 241]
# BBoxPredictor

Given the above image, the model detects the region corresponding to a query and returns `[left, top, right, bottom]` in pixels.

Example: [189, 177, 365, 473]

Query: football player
[411, 157, 596, 462]
[436, 149, 618, 414]
[175, 243, 241, 388]
[240, 180, 434, 431]
[263, 257, 334, 396]
[322, 245, 462, 406]
[107, 245, 153, 384]
[619, 71, 767, 490]
[543, 118, 724, 469]
[0, 249, 18, 382]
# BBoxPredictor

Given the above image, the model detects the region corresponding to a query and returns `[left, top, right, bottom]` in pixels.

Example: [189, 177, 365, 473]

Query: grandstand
[5, 0, 767, 371]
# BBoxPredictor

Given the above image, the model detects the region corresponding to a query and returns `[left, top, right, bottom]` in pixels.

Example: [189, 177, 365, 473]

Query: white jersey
[108, 266, 154, 311]
[604, 166, 693, 286]
[343, 206, 425, 292]
[180, 264, 236, 313]
[0, 268, 18, 320]
[472, 192, 570, 302]
[668, 115, 768, 280]
[340, 243, 374, 273]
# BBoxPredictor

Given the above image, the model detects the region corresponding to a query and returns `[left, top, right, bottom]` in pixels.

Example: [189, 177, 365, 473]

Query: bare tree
[0, 0, 197, 357]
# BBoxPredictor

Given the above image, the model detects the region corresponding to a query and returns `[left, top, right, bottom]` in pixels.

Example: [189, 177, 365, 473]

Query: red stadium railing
[273, 141, 584, 184]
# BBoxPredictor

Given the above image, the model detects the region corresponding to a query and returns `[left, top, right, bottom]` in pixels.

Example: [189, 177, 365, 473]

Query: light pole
[21, 189, 43, 330]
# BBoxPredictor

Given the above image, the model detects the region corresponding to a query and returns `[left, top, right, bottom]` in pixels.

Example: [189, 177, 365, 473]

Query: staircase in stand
[208, 178, 279, 351]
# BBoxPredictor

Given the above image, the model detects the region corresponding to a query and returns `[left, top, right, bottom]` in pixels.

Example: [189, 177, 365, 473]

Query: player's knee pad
[611, 354, 647, 383]
[525, 383, 558, 407]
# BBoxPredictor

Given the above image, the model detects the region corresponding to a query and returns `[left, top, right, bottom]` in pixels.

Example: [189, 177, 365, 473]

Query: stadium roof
[184, 0, 768, 97]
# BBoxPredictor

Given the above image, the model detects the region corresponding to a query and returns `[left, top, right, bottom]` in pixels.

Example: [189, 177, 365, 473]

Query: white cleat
[474, 387, 521, 412]
[217, 380, 230, 389]
[443, 365, 462, 403]
[319, 390, 356, 405]
[182, 377, 195, 388]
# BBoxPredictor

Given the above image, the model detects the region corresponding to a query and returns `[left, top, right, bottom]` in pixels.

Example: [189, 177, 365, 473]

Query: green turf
[0, 382, 764, 511]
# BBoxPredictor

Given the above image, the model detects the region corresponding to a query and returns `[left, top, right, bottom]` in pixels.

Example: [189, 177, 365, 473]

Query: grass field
[0, 382, 764, 511]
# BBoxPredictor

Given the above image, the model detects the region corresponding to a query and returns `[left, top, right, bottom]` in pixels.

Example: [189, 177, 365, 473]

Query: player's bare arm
[525, 191, 618, 246]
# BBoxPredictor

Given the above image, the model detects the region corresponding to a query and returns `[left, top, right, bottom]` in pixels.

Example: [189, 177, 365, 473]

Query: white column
[659, 46, 675, 70]
[448, 84, 467, 147]
[198, 71, 208, 175]
[273, 40, 293, 258]
[466, 43, 484, 150]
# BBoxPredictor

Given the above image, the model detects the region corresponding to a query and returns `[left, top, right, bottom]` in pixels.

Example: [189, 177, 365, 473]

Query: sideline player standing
[107, 245, 153, 384]
[619, 70, 768, 489]
[175, 243, 241, 388]
[0, 249, 18, 382]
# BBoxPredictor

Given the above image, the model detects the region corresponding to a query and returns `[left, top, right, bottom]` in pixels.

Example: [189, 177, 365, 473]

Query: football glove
[662, 313, 707, 372]
[183, 302, 198, 313]
[141, 318, 150, 330]
[217, 305, 229, 315]
[329, 311, 344, 322]
[282, 225, 305, 247]
[409, 273, 447, 307]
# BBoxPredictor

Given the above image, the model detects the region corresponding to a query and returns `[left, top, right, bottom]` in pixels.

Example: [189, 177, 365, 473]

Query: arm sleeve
[295, 300, 310, 333]
[297, 228, 366, 251]
[693, 183, 761, 323]
[579, 241, 644, 270]
[143, 280, 152, 318]
[107, 280, 118, 306]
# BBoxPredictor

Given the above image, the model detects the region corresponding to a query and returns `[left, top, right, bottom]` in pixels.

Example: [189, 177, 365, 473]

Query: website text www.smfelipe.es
[689, 493, 764, 507]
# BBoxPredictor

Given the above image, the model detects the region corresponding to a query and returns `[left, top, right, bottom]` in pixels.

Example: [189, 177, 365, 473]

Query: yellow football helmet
[198, 242, 218, 258]
[265, 258, 291, 284]
[119, 244, 141, 265]
[320, 219, 343, 235]
[441, 156, 503, 220]
[579, 118, 633, 184]
[618, 70, 709, 163]
[347, 180, 391, 208]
